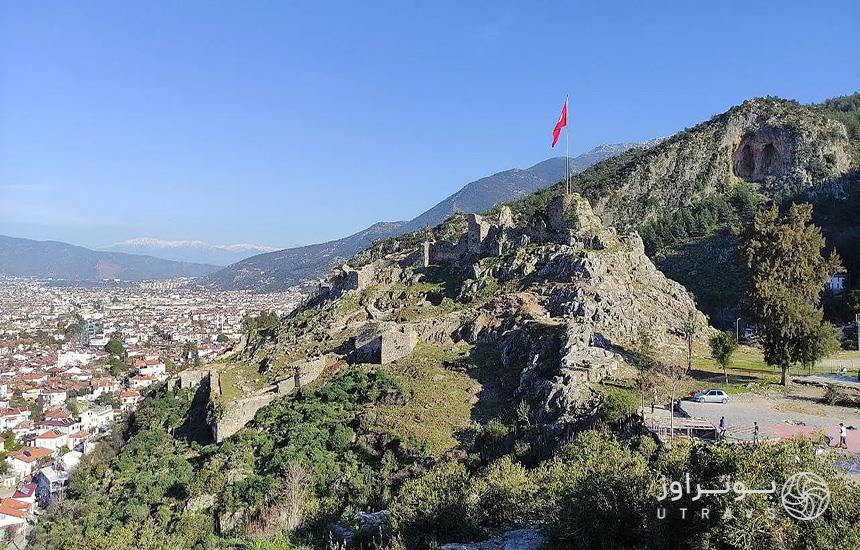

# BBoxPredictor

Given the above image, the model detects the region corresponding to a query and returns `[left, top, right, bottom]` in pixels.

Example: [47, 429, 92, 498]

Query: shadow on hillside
[423, 265, 467, 299]
[175, 377, 214, 445]
[687, 368, 762, 387]
[655, 231, 750, 330]
[462, 343, 522, 425]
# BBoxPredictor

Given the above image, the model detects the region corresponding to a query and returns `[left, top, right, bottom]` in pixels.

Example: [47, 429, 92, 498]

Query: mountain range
[204, 142, 658, 291]
[0, 234, 218, 281]
[0, 141, 657, 286]
[101, 238, 278, 266]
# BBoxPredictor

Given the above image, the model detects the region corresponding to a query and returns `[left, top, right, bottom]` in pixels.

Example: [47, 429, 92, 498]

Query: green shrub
[391, 461, 478, 548]
[469, 457, 536, 532]
[473, 418, 512, 463]
[597, 385, 639, 423]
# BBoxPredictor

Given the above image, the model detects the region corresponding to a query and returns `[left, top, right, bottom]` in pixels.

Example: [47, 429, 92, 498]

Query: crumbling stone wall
[212, 392, 278, 443]
[209, 356, 330, 443]
[355, 321, 417, 364]
[175, 368, 208, 390]
[430, 239, 467, 264]
[430, 206, 517, 264]
[467, 214, 492, 254]
[276, 356, 328, 394]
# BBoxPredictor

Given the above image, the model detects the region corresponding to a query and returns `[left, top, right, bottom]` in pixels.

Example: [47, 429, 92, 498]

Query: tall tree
[709, 331, 738, 384]
[682, 309, 697, 374]
[104, 337, 125, 358]
[741, 204, 842, 385]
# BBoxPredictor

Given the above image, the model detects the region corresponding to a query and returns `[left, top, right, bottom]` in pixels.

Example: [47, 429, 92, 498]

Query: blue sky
[1, 1, 858, 249]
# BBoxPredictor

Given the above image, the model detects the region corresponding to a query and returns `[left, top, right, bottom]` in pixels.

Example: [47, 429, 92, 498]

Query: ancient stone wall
[327, 263, 379, 298]
[467, 214, 491, 254]
[275, 355, 329, 394]
[355, 321, 417, 364]
[211, 392, 278, 443]
[208, 356, 330, 443]
[429, 239, 467, 264]
[175, 368, 208, 390]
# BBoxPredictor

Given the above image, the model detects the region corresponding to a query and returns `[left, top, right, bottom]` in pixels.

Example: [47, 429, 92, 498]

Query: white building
[33, 430, 69, 453]
[828, 272, 847, 293]
[80, 405, 115, 431]
[5, 447, 52, 479]
[120, 390, 142, 412]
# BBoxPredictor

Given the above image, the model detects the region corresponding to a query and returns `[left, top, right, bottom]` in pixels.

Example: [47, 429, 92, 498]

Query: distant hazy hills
[0, 234, 218, 281]
[101, 238, 278, 266]
[206, 142, 656, 290]
[202, 221, 408, 291]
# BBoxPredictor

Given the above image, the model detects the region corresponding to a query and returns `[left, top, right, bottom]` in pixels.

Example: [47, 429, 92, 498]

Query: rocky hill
[29, 96, 860, 550]
[225, 193, 708, 433]
[502, 96, 859, 328]
[0, 234, 219, 281]
[510, 97, 855, 231]
[78, 191, 711, 547]
[204, 143, 654, 291]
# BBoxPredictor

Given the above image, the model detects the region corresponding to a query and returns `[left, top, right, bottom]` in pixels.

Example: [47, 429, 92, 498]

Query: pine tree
[741, 203, 842, 385]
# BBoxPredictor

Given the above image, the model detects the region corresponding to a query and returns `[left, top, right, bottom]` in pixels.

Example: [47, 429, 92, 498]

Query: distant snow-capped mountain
[102, 238, 279, 266]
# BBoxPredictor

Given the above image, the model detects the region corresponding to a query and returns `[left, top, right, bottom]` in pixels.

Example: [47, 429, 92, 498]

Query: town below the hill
[0, 277, 302, 543]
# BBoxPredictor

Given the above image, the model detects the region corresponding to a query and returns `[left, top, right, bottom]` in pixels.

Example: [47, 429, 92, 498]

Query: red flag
[551, 99, 567, 148]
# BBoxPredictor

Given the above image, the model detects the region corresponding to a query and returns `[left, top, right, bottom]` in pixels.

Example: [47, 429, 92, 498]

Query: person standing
[839, 422, 848, 449]
[719, 416, 726, 440]
[753, 422, 760, 445]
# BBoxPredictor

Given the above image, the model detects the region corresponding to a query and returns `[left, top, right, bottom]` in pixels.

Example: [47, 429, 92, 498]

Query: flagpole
[565, 95, 570, 195]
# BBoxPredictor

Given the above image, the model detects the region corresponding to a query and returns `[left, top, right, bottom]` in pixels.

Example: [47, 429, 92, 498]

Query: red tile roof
[8, 447, 52, 463]
[0, 501, 28, 519]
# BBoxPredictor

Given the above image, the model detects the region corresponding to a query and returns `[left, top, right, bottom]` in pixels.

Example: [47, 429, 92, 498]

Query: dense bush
[390, 431, 860, 550]
[29, 368, 404, 549]
[30, 369, 860, 550]
[640, 190, 753, 255]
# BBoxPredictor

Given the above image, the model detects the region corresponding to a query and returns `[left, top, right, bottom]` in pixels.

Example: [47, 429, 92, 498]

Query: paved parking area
[682, 392, 860, 449]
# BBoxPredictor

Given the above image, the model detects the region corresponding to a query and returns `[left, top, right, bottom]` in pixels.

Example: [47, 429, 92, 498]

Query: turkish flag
[551, 100, 567, 148]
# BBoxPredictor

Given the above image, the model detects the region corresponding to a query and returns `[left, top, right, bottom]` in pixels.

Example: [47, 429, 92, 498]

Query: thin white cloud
[113, 237, 279, 252]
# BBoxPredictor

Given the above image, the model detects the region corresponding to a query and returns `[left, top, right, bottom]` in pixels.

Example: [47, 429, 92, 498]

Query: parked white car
[692, 389, 729, 404]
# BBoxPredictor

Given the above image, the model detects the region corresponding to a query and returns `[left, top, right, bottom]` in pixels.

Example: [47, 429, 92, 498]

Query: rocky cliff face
[514, 98, 854, 233]
[237, 193, 709, 429]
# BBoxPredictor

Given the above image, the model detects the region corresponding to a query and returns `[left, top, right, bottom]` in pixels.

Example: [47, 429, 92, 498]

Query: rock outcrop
[240, 191, 710, 429]
[440, 528, 548, 550]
